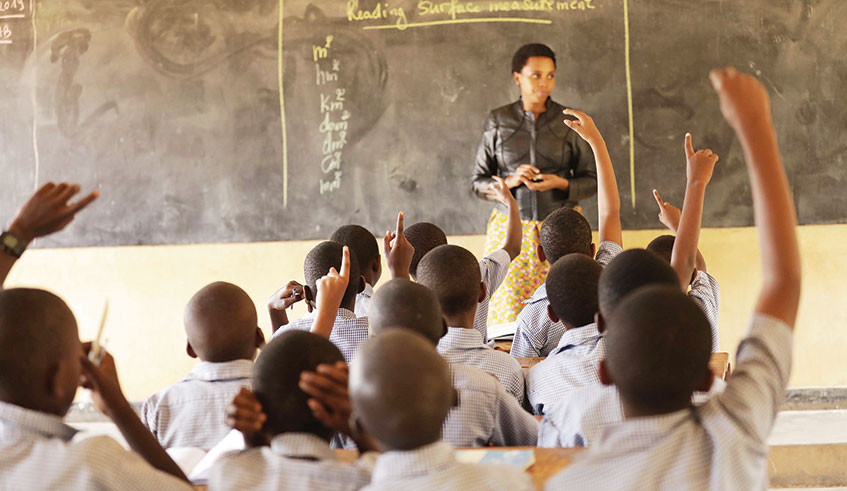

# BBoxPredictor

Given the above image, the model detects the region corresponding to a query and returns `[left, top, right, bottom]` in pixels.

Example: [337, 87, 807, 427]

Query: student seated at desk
[209, 330, 372, 491]
[270, 241, 369, 363]
[141, 281, 264, 450]
[368, 279, 538, 448]
[525, 253, 603, 415]
[510, 110, 623, 358]
[416, 245, 527, 406]
[0, 289, 191, 490]
[546, 68, 800, 489]
[330, 225, 382, 318]
[351, 329, 534, 491]
[404, 175, 521, 342]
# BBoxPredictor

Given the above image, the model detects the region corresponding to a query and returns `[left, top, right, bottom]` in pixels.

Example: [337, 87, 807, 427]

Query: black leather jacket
[471, 98, 597, 221]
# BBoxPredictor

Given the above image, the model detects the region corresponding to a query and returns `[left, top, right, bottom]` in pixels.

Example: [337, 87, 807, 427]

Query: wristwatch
[0, 231, 27, 258]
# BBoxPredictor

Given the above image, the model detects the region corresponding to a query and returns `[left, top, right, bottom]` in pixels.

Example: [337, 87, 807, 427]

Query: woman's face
[513, 56, 556, 107]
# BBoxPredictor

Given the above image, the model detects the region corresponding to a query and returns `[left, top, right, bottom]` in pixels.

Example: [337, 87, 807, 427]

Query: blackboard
[1, 0, 845, 247]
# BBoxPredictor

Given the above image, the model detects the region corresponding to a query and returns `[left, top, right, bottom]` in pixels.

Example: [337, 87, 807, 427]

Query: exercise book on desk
[454, 448, 536, 471]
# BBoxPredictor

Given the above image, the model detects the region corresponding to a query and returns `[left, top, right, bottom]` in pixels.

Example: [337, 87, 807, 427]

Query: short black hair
[184, 282, 258, 362]
[416, 245, 481, 317]
[253, 329, 345, 439]
[369, 279, 445, 345]
[350, 329, 453, 451]
[330, 225, 380, 270]
[605, 285, 712, 414]
[404, 222, 448, 279]
[303, 241, 361, 307]
[646, 234, 676, 264]
[511, 43, 557, 74]
[546, 254, 602, 328]
[0, 288, 79, 415]
[540, 207, 593, 263]
[598, 249, 679, 317]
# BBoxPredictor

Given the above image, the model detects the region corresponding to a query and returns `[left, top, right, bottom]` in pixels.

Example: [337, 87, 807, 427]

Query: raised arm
[710, 68, 800, 327]
[563, 109, 622, 246]
[654, 189, 708, 273]
[1, 183, 98, 287]
[383, 212, 414, 280]
[311, 246, 351, 339]
[483, 176, 522, 259]
[670, 134, 718, 289]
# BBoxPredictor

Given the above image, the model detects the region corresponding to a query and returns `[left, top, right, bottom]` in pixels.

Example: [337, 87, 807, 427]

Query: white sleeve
[479, 249, 512, 300]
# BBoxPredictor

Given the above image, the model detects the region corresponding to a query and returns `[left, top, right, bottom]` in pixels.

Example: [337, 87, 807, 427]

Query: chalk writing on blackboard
[313, 35, 349, 195]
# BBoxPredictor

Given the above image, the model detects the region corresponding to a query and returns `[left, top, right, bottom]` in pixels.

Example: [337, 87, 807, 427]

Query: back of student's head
[598, 249, 679, 317]
[368, 279, 445, 345]
[304, 241, 361, 307]
[546, 254, 602, 328]
[184, 282, 259, 362]
[416, 244, 481, 317]
[404, 222, 448, 279]
[540, 208, 593, 264]
[253, 329, 345, 439]
[350, 329, 453, 451]
[646, 234, 676, 264]
[0, 288, 80, 416]
[605, 285, 712, 414]
[330, 225, 381, 283]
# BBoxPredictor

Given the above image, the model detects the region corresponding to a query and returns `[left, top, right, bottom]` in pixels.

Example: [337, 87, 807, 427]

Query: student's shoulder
[451, 364, 500, 395]
[71, 436, 192, 489]
[595, 241, 624, 266]
[459, 462, 534, 491]
[519, 284, 549, 308]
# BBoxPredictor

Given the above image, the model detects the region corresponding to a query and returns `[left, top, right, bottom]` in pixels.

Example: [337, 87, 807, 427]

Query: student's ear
[478, 281, 487, 304]
[536, 244, 547, 264]
[451, 387, 460, 408]
[547, 304, 560, 323]
[697, 372, 714, 393]
[598, 359, 613, 386]
[440, 318, 449, 339]
[596, 312, 606, 334]
[512, 71, 521, 87]
[358, 275, 366, 295]
[372, 256, 383, 281]
[589, 242, 597, 259]
[186, 341, 198, 359]
[254, 327, 266, 349]
[690, 268, 698, 286]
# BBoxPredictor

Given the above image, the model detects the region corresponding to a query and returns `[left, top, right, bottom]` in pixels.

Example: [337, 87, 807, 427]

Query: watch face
[3, 234, 19, 249]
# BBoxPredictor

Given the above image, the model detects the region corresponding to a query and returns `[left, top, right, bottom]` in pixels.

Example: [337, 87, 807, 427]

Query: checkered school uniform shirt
[0, 401, 191, 490]
[689, 270, 722, 351]
[510, 241, 623, 358]
[473, 249, 512, 342]
[364, 440, 533, 491]
[438, 327, 526, 406]
[545, 314, 792, 490]
[141, 359, 253, 450]
[354, 283, 374, 318]
[525, 323, 605, 415]
[443, 364, 538, 448]
[209, 432, 371, 490]
[276, 308, 370, 363]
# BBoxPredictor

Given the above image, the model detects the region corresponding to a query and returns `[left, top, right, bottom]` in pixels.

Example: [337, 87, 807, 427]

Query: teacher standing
[471, 43, 597, 324]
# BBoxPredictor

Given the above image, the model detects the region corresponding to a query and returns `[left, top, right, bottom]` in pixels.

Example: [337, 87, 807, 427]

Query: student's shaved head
[253, 330, 345, 439]
[184, 282, 259, 362]
[605, 285, 712, 414]
[0, 289, 80, 415]
[331, 225, 380, 279]
[404, 222, 448, 278]
[368, 279, 445, 345]
[546, 254, 602, 328]
[598, 249, 679, 317]
[350, 330, 453, 451]
[540, 208, 593, 263]
[304, 241, 361, 308]
[416, 245, 481, 317]
[646, 234, 676, 264]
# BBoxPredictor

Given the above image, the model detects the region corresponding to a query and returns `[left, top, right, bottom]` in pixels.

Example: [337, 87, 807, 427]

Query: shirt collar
[371, 440, 455, 483]
[0, 401, 78, 442]
[524, 284, 548, 305]
[270, 432, 336, 461]
[593, 408, 694, 453]
[187, 359, 254, 382]
[550, 323, 602, 355]
[336, 307, 356, 320]
[438, 327, 487, 351]
[361, 283, 375, 298]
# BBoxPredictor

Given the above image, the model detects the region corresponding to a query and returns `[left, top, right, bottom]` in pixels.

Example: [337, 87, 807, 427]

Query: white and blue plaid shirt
[276, 308, 370, 363]
[473, 249, 512, 342]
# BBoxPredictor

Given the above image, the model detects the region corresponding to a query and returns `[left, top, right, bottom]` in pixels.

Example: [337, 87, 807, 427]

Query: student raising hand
[383, 212, 415, 280]
[653, 189, 681, 234]
[311, 245, 351, 339]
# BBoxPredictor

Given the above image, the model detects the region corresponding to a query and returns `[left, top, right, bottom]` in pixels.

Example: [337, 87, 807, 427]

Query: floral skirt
[483, 206, 581, 324]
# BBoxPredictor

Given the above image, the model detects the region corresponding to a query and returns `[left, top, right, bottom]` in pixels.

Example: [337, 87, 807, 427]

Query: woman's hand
[525, 174, 570, 192]
[505, 164, 541, 189]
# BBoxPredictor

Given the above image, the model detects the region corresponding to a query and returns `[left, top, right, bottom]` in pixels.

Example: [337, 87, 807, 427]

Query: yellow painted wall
[5, 224, 846, 401]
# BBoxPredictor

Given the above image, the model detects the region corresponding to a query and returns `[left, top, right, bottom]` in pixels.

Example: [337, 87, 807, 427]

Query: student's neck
[621, 397, 692, 419]
[444, 311, 476, 330]
[339, 301, 355, 313]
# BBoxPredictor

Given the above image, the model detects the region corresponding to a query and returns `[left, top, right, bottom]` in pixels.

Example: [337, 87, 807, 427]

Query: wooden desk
[335, 447, 584, 490]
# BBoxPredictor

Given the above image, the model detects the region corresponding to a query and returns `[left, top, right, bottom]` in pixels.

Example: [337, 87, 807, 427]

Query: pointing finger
[684, 133, 694, 157]
[395, 212, 404, 237]
[652, 189, 665, 209]
[339, 246, 350, 280]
